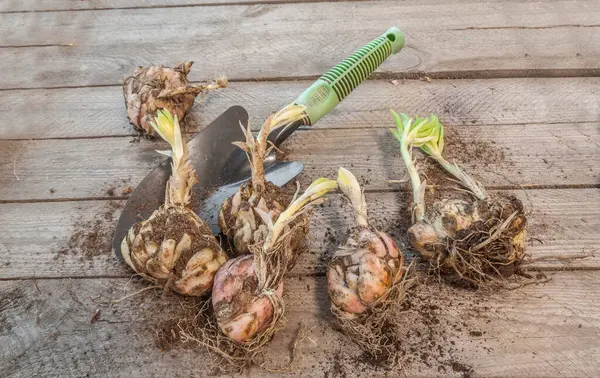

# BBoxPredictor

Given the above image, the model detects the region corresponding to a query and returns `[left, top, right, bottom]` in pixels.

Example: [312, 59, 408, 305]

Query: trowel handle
[269, 27, 405, 146]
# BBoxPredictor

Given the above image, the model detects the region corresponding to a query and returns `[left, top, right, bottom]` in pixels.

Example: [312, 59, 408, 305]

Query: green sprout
[389, 111, 438, 222]
[412, 115, 487, 201]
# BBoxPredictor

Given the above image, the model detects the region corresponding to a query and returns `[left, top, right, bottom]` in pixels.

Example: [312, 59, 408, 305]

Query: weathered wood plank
[286, 123, 600, 191]
[2, 271, 600, 377]
[1, 188, 598, 280]
[0, 0, 359, 12]
[1, 1, 600, 88]
[2, 122, 598, 201]
[4, 78, 600, 139]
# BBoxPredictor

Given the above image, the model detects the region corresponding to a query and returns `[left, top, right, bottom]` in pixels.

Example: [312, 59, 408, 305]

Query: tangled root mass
[409, 195, 527, 287]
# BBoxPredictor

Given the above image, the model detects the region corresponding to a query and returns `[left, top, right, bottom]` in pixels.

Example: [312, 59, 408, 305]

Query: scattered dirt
[314, 276, 492, 375]
[0, 286, 27, 333]
[398, 278, 495, 374]
[444, 128, 506, 167]
[328, 352, 348, 378]
[129, 135, 142, 144]
[54, 201, 123, 260]
[419, 127, 509, 197]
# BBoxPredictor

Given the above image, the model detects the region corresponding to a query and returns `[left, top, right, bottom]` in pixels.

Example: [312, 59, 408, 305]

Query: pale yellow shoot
[150, 109, 185, 163]
[307, 177, 334, 191]
[268, 103, 306, 131]
[149, 108, 195, 207]
[337, 167, 368, 228]
[266, 178, 338, 249]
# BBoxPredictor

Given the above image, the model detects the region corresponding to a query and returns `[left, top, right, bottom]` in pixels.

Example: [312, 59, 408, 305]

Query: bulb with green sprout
[390, 111, 527, 286]
[121, 109, 228, 296]
[219, 104, 310, 268]
[327, 167, 408, 363]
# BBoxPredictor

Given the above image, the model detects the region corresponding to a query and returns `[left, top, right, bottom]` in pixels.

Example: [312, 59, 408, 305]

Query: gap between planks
[2, 0, 600, 89]
[2, 69, 600, 92]
[1, 119, 597, 142]
[1, 184, 600, 205]
[4, 78, 600, 140]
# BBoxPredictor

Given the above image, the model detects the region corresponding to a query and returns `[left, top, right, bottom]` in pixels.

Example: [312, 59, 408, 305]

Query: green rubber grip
[294, 27, 404, 125]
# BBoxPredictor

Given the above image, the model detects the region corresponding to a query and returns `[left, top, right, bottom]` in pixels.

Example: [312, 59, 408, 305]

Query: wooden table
[2, 1, 600, 376]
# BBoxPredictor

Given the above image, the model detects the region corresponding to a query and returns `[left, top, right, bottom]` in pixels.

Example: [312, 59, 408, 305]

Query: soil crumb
[105, 178, 133, 198]
[54, 201, 123, 260]
[452, 361, 474, 377]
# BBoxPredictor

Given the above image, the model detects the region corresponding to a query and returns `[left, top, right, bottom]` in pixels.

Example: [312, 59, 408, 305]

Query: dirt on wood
[419, 126, 509, 196]
[54, 201, 123, 260]
[444, 127, 506, 167]
[312, 275, 493, 376]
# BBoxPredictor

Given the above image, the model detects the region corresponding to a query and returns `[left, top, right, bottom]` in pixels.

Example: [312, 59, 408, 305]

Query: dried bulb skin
[219, 181, 309, 269]
[121, 206, 228, 296]
[327, 228, 404, 316]
[212, 255, 283, 343]
[408, 196, 527, 282]
[123, 62, 226, 137]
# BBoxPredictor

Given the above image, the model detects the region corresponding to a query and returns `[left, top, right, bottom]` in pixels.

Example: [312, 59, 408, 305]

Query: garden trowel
[113, 27, 406, 260]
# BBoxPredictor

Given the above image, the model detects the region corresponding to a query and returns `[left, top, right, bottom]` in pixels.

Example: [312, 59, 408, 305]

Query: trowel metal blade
[112, 106, 249, 260]
[200, 160, 305, 233]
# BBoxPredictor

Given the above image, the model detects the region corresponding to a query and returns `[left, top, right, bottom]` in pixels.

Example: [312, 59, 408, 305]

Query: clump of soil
[103, 178, 132, 198]
[156, 318, 191, 351]
[54, 201, 123, 260]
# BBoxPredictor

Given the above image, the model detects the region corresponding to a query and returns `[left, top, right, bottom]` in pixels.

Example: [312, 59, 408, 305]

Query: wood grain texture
[3, 78, 600, 140]
[2, 1, 600, 376]
[1, 188, 598, 280]
[0, 0, 378, 13]
[1, 0, 600, 88]
[2, 122, 599, 201]
[2, 271, 600, 377]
